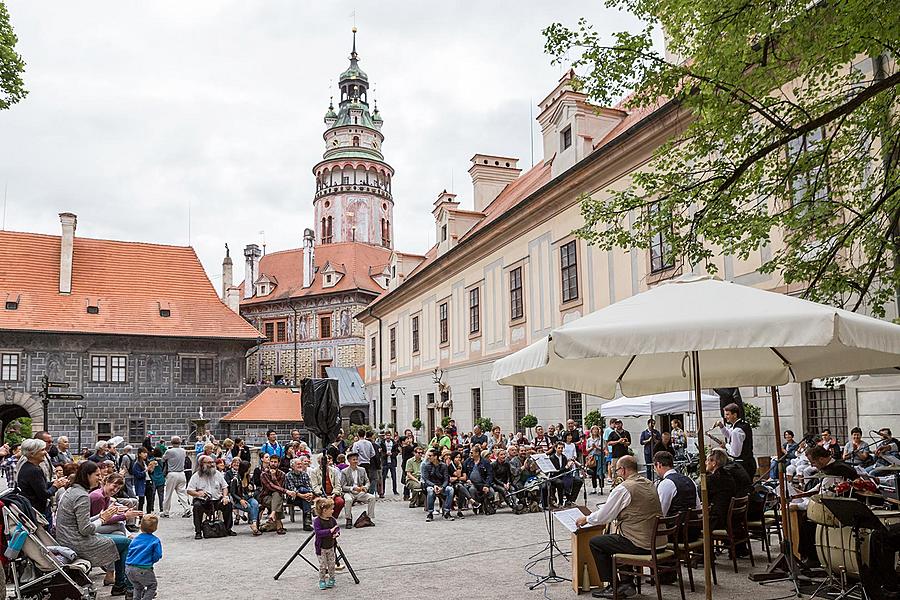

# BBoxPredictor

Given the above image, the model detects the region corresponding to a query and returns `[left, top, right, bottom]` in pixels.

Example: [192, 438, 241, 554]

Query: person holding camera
[186, 455, 234, 540]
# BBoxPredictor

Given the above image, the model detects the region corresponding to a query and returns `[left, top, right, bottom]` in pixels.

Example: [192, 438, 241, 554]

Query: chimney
[225, 287, 241, 312]
[243, 243, 261, 299]
[468, 154, 521, 212]
[221, 244, 233, 300]
[302, 228, 315, 288]
[58, 212, 77, 294]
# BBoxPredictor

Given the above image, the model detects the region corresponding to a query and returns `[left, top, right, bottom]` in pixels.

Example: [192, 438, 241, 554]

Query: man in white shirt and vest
[575, 455, 664, 599]
[715, 402, 755, 481]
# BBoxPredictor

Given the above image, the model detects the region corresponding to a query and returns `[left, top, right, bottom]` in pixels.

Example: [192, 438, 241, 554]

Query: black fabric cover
[301, 378, 341, 444]
[714, 387, 744, 419]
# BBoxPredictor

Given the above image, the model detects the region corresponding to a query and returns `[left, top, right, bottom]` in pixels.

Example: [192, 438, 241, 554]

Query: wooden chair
[668, 508, 710, 591]
[748, 490, 781, 562]
[711, 495, 755, 573]
[612, 515, 685, 600]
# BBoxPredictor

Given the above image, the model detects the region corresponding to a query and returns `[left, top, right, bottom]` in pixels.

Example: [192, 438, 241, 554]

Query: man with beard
[186, 455, 234, 539]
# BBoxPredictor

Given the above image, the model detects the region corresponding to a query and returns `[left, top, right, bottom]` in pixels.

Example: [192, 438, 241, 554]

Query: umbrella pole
[690, 351, 714, 600]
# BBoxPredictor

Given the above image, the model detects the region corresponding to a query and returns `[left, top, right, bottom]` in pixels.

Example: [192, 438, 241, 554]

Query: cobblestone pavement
[88, 494, 797, 599]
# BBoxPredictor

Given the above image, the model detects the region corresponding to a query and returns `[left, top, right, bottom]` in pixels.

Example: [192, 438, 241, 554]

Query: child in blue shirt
[125, 515, 163, 600]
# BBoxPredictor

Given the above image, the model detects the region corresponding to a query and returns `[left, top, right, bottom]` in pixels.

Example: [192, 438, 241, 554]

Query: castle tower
[313, 27, 394, 249]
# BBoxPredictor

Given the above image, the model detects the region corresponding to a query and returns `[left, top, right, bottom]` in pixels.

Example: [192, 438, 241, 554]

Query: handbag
[201, 515, 229, 538]
[585, 455, 597, 469]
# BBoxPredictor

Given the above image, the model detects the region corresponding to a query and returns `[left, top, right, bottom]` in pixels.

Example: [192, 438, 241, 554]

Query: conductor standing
[715, 403, 755, 481]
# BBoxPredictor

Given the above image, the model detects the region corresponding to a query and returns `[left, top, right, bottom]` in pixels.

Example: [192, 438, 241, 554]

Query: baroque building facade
[224, 30, 390, 426]
[360, 61, 900, 463]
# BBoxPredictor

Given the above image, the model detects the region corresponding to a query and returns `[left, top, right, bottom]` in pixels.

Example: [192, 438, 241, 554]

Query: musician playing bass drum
[715, 402, 756, 481]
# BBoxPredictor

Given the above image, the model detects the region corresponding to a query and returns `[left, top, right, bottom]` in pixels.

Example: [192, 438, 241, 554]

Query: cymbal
[854, 490, 884, 498]
[871, 465, 900, 473]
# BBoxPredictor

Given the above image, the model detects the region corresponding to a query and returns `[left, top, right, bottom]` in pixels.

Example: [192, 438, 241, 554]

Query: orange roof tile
[221, 386, 302, 422]
[0, 230, 260, 340]
[241, 242, 391, 305]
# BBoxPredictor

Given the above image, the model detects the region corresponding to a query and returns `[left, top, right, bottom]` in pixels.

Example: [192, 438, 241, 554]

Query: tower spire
[351, 26, 358, 60]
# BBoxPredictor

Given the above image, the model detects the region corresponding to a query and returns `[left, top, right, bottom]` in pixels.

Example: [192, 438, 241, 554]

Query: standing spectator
[259, 454, 288, 535]
[379, 431, 399, 497]
[607, 420, 632, 479]
[220, 438, 235, 463]
[125, 514, 163, 600]
[350, 430, 377, 495]
[132, 447, 150, 512]
[0, 443, 20, 488]
[670, 419, 687, 460]
[653, 431, 676, 456]
[547, 425, 559, 446]
[54, 436, 74, 466]
[290, 429, 303, 445]
[119, 445, 136, 497]
[585, 425, 605, 494]
[233, 437, 251, 463]
[399, 435, 416, 500]
[186, 455, 234, 539]
[639, 419, 661, 479]
[147, 449, 165, 514]
[470, 425, 488, 448]
[532, 426, 551, 453]
[564, 419, 582, 443]
[260, 430, 285, 459]
[160, 436, 191, 518]
[339, 453, 376, 528]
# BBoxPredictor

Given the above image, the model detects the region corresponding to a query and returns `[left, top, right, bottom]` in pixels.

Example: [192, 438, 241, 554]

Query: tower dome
[312, 28, 394, 250]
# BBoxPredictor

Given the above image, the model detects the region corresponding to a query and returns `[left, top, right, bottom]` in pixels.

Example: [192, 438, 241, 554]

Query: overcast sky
[0, 2, 650, 289]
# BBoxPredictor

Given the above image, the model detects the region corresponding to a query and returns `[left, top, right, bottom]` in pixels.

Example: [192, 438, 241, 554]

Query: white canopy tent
[599, 391, 721, 417]
[492, 274, 900, 599]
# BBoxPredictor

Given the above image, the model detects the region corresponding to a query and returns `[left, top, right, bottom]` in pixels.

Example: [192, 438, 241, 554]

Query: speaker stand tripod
[273, 530, 360, 584]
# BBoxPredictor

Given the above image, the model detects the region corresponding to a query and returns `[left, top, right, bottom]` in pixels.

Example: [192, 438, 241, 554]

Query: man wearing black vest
[653, 451, 700, 519]
[717, 402, 755, 481]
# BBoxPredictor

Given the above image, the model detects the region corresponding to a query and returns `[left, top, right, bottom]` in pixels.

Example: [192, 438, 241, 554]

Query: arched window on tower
[352, 136, 360, 147]
[381, 218, 391, 248]
[326, 216, 333, 244]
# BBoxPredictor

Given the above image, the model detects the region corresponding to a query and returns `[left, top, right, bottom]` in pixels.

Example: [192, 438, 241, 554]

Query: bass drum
[816, 509, 900, 577]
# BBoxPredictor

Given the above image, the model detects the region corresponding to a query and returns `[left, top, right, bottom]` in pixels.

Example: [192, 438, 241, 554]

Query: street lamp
[73, 404, 85, 455]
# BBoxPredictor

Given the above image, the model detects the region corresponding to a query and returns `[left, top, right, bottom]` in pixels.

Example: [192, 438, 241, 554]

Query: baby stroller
[0, 492, 95, 600]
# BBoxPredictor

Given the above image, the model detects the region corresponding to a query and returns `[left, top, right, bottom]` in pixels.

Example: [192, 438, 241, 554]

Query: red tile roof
[240, 242, 391, 305]
[0, 230, 261, 340]
[221, 386, 302, 422]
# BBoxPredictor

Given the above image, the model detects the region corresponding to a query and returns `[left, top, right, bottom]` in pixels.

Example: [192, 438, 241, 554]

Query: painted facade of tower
[313, 28, 394, 249]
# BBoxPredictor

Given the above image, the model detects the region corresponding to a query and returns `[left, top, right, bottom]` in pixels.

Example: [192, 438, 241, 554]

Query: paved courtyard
[79, 496, 800, 599]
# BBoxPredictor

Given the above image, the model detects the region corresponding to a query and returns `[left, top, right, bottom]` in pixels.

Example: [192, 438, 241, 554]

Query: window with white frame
[0, 353, 19, 382]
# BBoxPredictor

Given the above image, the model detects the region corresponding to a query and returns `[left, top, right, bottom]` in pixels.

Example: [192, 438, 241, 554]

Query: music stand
[820, 498, 886, 600]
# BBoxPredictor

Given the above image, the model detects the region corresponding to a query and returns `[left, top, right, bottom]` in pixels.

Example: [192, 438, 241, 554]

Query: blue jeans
[426, 485, 454, 514]
[239, 497, 260, 522]
[103, 534, 132, 589]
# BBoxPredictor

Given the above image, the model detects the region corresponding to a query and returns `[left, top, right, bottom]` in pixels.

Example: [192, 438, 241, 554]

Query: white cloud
[0, 1, 650, 288]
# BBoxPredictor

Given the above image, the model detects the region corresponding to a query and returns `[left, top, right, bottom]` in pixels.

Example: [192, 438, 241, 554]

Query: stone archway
[0, 390, 44, 444]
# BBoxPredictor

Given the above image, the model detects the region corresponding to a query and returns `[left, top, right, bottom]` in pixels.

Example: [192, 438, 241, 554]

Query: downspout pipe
[290, 303, 299, 385]
[368, 307, 383, 428]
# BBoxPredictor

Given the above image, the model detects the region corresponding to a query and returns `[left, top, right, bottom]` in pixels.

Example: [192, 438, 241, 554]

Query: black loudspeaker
[713, 387, 744, 419]
[301, 378, 341, 444]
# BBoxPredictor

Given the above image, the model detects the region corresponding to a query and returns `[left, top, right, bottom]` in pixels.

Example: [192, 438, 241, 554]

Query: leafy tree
[584, 410, 605, 430]
[0, 1, 27, 110]
[519, 414, 538, 437]
[441, 415, 452, 429]
[474, 417, 494, 432]
[4, 417, 31, 446]
[411, 418, 423, 431]
[743, 403, 762, 429]
[545, 1, 900, 315]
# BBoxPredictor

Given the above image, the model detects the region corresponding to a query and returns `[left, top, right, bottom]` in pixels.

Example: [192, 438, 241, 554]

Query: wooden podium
[570, 505, 605, 593]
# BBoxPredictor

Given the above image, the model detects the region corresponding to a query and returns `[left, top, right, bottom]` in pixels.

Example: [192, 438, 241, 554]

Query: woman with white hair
[17, 438, 68, 524]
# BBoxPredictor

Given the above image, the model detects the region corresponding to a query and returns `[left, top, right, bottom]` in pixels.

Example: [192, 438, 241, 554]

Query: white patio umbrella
[492, 274, 900, 599]
[599, 391, 720, 417]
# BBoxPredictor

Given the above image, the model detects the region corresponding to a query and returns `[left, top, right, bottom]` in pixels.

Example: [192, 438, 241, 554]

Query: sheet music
[553, 508, 587, 533]
[533, 455, 557, 475]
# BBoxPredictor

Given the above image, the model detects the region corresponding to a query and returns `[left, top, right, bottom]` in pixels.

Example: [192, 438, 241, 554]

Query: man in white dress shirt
[716, 402, 755, 480]
[575, 455, 664, 598]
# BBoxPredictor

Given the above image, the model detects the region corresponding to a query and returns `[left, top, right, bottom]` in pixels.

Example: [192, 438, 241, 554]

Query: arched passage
[0, 390, 44, 444]
[349, 410, 366, 426]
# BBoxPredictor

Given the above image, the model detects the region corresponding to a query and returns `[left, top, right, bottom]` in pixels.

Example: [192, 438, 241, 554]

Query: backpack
[353, 511, 374, 528]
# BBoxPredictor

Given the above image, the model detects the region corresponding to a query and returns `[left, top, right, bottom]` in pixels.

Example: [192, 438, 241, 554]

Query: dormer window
[326, 274, 333, 285]
[441, 224, 448, 242]
[5, 300, 18, 311]
[561, 126, 572, 150]
[87, 305, 100, 315]
[159, 309, 171, 318]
